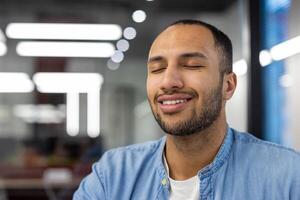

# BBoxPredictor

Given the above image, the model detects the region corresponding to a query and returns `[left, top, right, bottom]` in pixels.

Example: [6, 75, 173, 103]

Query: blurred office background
[0, 0, 299, 199]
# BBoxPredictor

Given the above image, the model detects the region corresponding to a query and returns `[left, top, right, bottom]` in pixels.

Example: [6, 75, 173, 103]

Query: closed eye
[183, 65, 204, 69]
[150, 68, 166, 73]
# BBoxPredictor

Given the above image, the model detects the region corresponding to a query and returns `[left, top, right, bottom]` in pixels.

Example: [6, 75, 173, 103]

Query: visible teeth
[162, 99, 185, 105]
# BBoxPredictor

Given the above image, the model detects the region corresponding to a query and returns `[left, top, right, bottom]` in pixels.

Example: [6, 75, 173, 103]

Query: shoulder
[95, 137, 165, 172]
[233, 129, 300, 157]
[231, 129, 300, 171]
[74, 138, 165, 199]
[103, 137, 164, 159]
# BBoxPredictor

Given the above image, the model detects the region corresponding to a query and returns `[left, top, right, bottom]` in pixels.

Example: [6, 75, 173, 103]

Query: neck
[165, 114, 227, 180]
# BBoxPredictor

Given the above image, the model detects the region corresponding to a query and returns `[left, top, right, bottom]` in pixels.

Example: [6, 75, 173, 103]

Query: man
[74, 19, 300, 200]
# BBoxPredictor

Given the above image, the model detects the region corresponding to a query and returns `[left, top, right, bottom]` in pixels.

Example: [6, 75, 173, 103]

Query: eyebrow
[147, 52, 208, 64]
[147, 56, 163, 64]
[180, 52, 208, 60]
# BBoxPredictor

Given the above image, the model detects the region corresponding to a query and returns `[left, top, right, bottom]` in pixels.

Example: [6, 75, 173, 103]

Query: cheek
[146, 77, 157, 100]
[184, 75, 206, 94]
[184, 76, 214, 103]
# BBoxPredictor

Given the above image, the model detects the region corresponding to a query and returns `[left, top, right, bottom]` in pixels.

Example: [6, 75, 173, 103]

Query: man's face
[147, 24, 225, 136]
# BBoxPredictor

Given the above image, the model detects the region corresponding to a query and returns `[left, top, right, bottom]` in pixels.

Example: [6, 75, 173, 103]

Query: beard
[150, 80, 223, 136]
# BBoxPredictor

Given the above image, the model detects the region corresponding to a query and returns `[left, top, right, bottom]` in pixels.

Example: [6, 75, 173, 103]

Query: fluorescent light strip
[0, 42, 7, 56]
[66, 93, 80, 136]
[270, 35, 300, 61]
[33, 72, 103, 137]
[14, 104, 65, 124]
[233, 59, 248, 76]
[0, 29, 7, 56]
[87, 91, 100, 138]
[33, 72, 103, 93]
[0, 72, 34, 93]
[17, 41, 115, 58]
[6, 23, 122, 40]
[259, 50, 272, 66]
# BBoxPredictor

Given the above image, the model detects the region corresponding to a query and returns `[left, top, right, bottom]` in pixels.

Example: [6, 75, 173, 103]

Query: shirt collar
[155, 127, 234, 179]
[198, 127, 234, 178]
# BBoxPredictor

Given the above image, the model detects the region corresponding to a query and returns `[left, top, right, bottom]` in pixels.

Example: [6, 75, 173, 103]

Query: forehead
[149, 24, 216, 57]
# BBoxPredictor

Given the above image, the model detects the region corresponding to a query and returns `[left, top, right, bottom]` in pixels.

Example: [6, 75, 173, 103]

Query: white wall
[198, 1, 249, 132]
[285, 0, 300, 150]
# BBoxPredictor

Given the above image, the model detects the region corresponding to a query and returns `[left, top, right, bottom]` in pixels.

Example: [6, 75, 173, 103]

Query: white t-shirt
[163, 155, 200, 200]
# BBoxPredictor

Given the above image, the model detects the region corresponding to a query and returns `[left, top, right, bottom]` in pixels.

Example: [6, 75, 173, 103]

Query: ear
[222, 72, 237, 100]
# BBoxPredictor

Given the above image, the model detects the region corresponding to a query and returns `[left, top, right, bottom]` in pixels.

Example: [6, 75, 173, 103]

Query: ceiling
[0, 0, 237, 12]
[0, 0, 238, 59]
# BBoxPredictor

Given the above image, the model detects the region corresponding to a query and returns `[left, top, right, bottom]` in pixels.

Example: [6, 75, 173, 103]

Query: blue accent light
[261, 0, 291, 144]
[267, 0, 291, 12]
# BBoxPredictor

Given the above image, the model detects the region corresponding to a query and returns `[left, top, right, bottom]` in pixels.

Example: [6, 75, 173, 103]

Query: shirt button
[161, 178, 167, 186]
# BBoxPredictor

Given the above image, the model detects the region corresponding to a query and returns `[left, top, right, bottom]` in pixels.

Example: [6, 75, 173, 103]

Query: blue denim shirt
[73, 128, 300, 200]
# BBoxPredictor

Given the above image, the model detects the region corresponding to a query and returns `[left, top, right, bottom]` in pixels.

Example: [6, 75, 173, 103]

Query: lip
[157, 93, 193, 114]
[157, 93, 193, 102]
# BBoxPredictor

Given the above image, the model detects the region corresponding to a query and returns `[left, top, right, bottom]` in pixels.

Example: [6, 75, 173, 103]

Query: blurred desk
[0, 177, 82, 200]
[0, 177, 82, 189]
[0, 163, 91, 200]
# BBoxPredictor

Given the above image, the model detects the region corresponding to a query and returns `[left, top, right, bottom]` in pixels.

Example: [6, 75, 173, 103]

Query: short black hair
[170, 19, 233, 75]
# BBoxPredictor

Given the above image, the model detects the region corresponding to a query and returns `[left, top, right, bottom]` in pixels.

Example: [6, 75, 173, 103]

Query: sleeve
[290, 171, 300, 199]
[73, 162, 106, 200]
[289, 154, 300, 200]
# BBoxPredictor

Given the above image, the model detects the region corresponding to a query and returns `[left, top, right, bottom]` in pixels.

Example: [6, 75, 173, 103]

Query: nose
[160, 64, 184, 91]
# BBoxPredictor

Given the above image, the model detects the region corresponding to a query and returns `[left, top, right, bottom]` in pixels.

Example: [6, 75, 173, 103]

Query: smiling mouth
[155, 92, 194, 114]
[156, 93, 193, 105]
[160, 99, 190, 105]
[156, 95, 193, 114]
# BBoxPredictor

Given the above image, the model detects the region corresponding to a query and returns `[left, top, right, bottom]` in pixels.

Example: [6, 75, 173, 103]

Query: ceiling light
[6, 23, 122, 40]
[132, 10, 147, 23]
[111, 50, 124, 63]
[87, 91, 100, 138]
[66, 93, 79, 136]
[123, 27, 137, 40]
[0, 42, 7, 56]
[33, 72, 103, 93]
[33, 73, 103, 137]
[233, 59, 248, 76]
[107, 59, 120, 70]
[0, 72, 34, 93]
[13, 104, 65, 124]
[270, 35, 300, 61]
[259, 50, 273, 66]
[16, 41, 115, 58]
[116, 39, 130, 52]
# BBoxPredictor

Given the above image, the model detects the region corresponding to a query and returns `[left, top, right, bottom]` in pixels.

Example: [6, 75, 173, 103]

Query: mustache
[154, 88, 198, 101]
